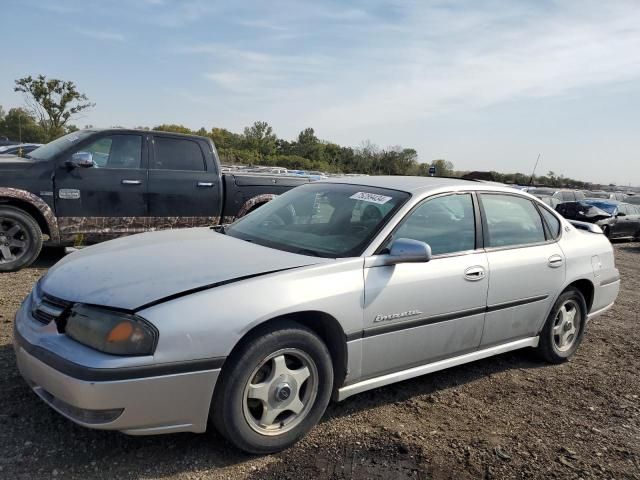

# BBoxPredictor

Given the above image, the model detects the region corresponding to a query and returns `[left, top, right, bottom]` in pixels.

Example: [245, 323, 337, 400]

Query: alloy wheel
[242, 348, 318, 436]
[0, 217, 29, 265]
[552, 299, 582, 352]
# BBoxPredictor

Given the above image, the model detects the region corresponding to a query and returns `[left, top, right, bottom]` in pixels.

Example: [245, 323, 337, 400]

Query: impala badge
[374, 310, 422, 323]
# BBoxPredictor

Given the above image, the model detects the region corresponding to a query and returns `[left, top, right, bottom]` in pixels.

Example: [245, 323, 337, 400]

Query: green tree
[430, 159, 454, 177]
[297, 127, 318, 145]
[152, 124, 193, 134]
[0, 107, 47, 143]
[14, 75, 94, 140]
[243, 121, 277, 157]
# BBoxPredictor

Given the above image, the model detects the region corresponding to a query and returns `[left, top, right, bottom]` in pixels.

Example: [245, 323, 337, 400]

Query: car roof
[81, 128, 207, 139]
[319, 175, 509, 194]
[584, 198, 620, 205]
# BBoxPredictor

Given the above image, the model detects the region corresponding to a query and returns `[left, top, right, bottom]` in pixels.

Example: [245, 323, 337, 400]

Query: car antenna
[528, 153, 541, 186]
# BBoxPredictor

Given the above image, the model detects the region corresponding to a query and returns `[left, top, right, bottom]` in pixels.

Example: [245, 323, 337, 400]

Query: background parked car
[0, 143, 42, 157]
[556, 200, 640, 240]
[535, 195, 561, 209]
[0, 129, 313, 271]
[586, 191, 628, 201]
[624, 195, 640, 206]
[526, 187, 585, 202]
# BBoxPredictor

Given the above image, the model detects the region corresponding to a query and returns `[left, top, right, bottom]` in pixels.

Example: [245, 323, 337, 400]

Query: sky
[2, 0, 640, 185]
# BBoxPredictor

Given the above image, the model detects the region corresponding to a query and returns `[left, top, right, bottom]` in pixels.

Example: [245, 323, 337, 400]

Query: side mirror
[66, 151, 94, 168]
[384, 238, 432, 265]
[616, 212, 626, 217]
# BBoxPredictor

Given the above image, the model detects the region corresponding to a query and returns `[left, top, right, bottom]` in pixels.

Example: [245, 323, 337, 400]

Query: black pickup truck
[0, 129, 311, 271]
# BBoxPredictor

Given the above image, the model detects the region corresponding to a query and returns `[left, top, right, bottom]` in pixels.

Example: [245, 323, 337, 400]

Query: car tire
[211, 320, 333, 454]
[0, 206, 43, 272]
[536, 287, 587, 364]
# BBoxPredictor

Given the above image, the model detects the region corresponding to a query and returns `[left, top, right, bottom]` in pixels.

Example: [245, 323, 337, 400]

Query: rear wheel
[0, 206, 43, 272]
[211, 321, 333, 454]
[536, 288, 587, 363]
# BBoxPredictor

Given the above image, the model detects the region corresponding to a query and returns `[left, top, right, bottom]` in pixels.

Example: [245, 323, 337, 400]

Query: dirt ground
[1, 244, 639, 480]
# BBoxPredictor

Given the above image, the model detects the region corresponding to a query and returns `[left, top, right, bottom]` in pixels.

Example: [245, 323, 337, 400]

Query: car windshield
[27, 130, 94, 161]
[582, 200, 617, 214]
[225, 183, 410, 257]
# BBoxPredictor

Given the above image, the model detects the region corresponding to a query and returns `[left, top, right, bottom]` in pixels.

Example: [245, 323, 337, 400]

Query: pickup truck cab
[0, 129, 311, 271]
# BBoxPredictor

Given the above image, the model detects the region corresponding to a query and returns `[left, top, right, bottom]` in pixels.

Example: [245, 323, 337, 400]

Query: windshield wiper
[294, 248, 323, 257]
[210, 224, 226, 234]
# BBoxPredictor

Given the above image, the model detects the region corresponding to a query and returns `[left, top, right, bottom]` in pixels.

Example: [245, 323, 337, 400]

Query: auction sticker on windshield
[350, 192, 393, 204]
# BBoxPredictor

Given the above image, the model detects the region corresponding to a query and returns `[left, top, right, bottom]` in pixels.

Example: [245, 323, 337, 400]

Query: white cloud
[75, 28, 126, 42]
[296, 1, 640, 132]
[168, 1, 640, 135]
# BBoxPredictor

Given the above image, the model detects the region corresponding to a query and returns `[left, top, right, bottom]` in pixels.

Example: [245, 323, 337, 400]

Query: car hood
[41, 228, 332, 310]
[0, 155, 34, 167]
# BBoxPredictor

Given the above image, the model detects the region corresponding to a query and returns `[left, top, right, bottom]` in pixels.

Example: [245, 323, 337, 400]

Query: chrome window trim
[477, 191, 563, 251]
[364, 188, 566, 258]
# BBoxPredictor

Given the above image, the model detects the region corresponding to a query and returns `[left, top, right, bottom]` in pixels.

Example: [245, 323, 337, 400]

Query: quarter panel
[556, 225, 619, 319]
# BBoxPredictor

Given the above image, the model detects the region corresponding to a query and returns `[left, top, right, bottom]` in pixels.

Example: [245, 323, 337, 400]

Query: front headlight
[65, 304, 158, 356]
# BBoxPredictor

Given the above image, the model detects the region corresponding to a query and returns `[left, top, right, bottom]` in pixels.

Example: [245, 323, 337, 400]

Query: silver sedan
[14, 177, 620, 453]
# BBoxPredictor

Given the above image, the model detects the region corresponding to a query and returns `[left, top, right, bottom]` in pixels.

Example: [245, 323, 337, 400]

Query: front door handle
[464, 266, 486, 281]
[197, 182, 214, 188]
[548, 255, 564, 268]
[121, 179, 142, 185]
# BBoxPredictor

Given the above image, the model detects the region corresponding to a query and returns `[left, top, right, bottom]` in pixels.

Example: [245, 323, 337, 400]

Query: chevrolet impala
[13, 177, 620, 453]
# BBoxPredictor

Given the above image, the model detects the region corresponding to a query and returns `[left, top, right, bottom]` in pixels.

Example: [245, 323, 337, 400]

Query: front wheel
[0, 206, 43, 272]
[211, 321, 333, 454]
[535, 287, 587, 363]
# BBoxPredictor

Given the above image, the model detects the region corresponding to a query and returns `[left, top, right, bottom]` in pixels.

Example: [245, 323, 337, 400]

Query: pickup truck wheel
[536, 287, 587, 364]
[0, 206, 43, 272]
[211, 321, 333, 454]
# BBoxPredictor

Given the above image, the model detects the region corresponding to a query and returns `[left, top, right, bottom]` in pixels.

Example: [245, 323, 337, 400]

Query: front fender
[138, 258, 364, 364]
[0, 187, 59, 243]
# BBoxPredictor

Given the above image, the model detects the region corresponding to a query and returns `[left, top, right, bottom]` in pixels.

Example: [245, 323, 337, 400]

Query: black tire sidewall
[213, 323, 333, 454]
[540, 288, 587, 362]
[0, 207, 42, 272]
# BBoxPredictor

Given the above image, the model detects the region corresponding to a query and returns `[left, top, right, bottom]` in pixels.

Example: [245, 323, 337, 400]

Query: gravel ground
[1, 244, 639, 479]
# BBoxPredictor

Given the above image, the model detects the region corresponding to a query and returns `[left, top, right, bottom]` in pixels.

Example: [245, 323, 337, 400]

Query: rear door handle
[548, 255, 564, 268]
[464, 266, 486, 281]
[197, 182, 214, 188]
[121, 179, 141, 185]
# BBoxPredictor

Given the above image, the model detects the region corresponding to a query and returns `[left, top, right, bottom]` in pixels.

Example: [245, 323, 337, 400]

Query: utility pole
[528, 153, 541, 185]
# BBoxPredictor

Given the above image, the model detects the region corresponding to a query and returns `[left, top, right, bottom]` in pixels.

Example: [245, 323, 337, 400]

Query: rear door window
[480, 194, 546, 247]
[539, 207, 562, 239]
[152, 137, 205, 171]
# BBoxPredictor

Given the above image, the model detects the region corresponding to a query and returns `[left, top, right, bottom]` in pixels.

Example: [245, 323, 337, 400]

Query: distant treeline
[0, 105, 601, 189]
